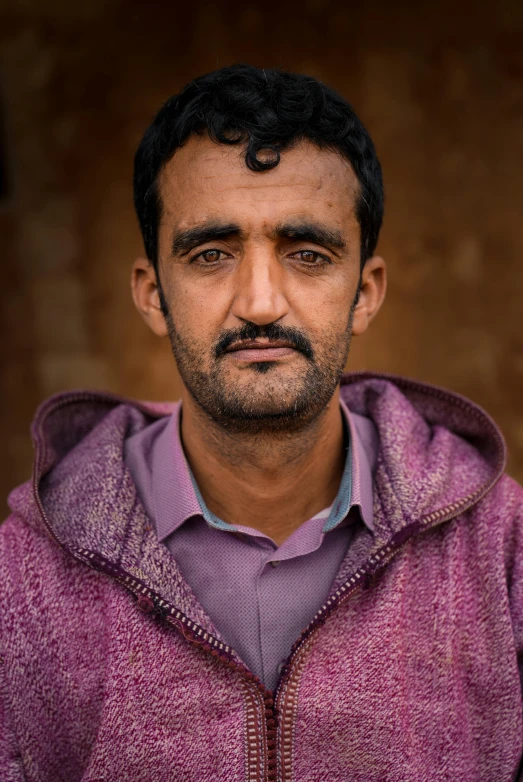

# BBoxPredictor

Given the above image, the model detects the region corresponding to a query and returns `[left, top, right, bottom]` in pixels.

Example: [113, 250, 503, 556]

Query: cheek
[296, 282, 354, 336]
[168, 278, 226, 342]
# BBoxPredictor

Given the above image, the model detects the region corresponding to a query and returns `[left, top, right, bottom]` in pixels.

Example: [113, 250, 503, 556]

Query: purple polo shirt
[124, 399, 377, 690]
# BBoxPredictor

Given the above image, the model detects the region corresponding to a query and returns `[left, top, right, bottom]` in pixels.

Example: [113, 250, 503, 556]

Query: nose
[230, 248, 289, 326]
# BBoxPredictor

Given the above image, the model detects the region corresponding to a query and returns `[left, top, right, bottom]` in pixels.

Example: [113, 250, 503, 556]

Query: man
[1, 64, 522, 782]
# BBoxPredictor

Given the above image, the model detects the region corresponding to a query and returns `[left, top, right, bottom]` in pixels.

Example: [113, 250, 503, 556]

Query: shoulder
[474, 472, 523, 524]
[461, 473, 523, 576]
[0, 480, 74, 581]
[0, 497, 107, 646]
[475, 472, 523, 510]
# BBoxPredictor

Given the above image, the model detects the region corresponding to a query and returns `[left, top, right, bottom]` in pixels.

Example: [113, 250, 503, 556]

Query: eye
[294, 250, 331, 266]
[193, 249, 226, 264]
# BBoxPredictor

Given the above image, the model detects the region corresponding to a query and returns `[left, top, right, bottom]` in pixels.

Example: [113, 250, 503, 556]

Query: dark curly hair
[134, 64, 384, 271]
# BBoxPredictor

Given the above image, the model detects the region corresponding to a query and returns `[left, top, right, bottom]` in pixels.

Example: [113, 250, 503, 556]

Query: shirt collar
[337, 397, 377, 532]
[153, 398, 376, 542]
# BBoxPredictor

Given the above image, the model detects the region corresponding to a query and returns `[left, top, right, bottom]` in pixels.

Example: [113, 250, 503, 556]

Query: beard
[163, 297, 358, 435]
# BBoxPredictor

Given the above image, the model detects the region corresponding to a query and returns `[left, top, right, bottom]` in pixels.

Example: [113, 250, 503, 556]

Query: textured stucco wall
[1, 0, 522, 514]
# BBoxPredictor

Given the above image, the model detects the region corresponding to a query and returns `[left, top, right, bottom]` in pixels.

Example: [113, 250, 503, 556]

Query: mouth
[224, 339, 297, 362]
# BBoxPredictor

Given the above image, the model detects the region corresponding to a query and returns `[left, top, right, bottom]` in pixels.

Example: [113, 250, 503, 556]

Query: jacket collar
[11, 372, 506, 621]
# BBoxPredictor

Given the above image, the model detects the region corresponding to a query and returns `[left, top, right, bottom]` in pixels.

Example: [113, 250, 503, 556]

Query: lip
[224, 341, 297, 362]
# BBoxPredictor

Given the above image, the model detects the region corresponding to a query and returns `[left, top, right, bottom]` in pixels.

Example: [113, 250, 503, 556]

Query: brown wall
[1, 0, 523, 515]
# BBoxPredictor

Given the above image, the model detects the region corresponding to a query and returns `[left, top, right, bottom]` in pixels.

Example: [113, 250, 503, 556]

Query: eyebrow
[171, 222, 241, 255]
[273, 221, 346, 252]
[170, 218, 347, 256]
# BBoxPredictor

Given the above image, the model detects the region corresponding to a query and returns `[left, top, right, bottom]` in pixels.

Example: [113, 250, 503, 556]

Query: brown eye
[297, 250, 330, 265]
[200, 249, 222, 263]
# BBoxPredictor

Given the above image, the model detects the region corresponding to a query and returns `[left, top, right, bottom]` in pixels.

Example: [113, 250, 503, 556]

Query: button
[270, 560, 280, 568]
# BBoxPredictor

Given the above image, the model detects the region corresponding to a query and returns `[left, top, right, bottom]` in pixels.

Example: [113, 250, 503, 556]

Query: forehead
[158, 135, 360, 230]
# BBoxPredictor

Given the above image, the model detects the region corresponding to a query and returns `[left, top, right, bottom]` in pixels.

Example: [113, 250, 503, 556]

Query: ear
[131, 258, 169, 337]
[351, 255, 387, 337]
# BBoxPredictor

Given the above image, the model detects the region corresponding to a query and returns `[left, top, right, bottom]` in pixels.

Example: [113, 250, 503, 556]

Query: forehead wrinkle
[199, 178, 323, 192]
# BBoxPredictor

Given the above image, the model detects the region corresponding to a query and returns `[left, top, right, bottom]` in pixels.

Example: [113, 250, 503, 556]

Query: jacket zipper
[272, 489, 503, 781]
[30, 387, 507, 782]
[30, 391, 278, 781]
[69, 485, 491, 782]
[70, 546, 278, 781]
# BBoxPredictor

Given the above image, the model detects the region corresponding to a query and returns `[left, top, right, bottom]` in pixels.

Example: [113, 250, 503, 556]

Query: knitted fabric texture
[0, 372, 522, 782]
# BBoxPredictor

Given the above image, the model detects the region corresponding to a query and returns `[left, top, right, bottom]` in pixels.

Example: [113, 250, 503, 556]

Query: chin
[247, 361, 281, 375]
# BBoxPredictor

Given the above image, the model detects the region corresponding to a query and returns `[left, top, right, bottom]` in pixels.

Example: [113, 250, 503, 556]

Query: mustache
[214, 322, 315, 361]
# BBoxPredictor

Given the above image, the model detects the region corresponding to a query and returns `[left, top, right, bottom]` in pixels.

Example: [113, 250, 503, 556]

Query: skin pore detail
[132, 136, 386, 545]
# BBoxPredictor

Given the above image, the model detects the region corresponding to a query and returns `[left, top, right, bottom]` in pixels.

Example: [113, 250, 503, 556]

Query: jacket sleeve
[503, 479, 523, 779]
[506, 495, 523, 690]
[0, 658, 26, 781]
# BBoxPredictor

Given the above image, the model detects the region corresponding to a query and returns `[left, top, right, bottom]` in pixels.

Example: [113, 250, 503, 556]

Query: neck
[180, 386, 345, 546]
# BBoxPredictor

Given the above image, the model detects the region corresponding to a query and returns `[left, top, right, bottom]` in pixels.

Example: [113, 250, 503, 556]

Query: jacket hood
[8, 371, 507, 571]
[340, 373, 506, 538]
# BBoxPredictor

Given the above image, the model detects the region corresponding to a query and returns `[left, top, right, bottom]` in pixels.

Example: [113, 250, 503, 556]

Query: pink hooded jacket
[1, 372, 522, 782]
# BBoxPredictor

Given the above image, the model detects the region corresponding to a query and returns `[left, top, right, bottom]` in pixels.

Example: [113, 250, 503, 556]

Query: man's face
[139, 135, 384, 433]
